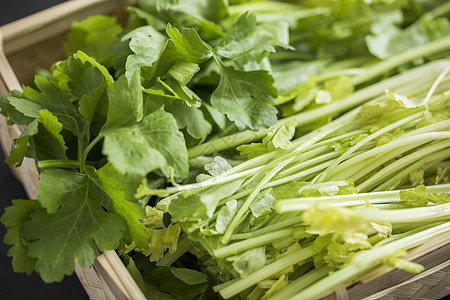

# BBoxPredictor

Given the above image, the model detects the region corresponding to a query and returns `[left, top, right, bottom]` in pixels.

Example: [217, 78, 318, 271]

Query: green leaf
[58, 56, 107, 125]
[250, 189, 276, 218]
[147, 266, 209, 299]
[229, 246, 266, 278]
[165, 24, 213, 64]
[126, 258, 174, 300]
[6, 96, 43, 119]
[1, 199, 37, 274]
[6, 109, 68, 166]
[266, 123, 296, 150]
[169, 179, 244, 221]
[204, 156, 232, 176]
[237, 142, 271, 160]
[164, 99, 212, 140]
[170, 268, 208, 285]
[0, 91, 36, 125]
[125, 7, 167, 31]
[102, 108, 189, 177]
[64, 56, 105, 99]
[139, 0, 227, 40]
[37, 169, 81, 214]
[168, 61, 200, 86]
[65, 15, 122, 67]
[271, 181, 309, 200]
[22, 169, 124, 282]
[366, 10, 450, 59]
[122, 26, 167, 80]
[161, 77, 202, 107]
[359, 98, 400, 120]
[103, 72, 143, 130]
[237, 122, 295, 158]
[95, 164, 147, 248]
[38, 110, 67, 150]
[216, 200, 237, 234]
[299, 180, 356, 197]
[142, 224, 181, 262]
[204, 102, 227, 130]
[33, 110, 68, 161]
[20, 75, 87, 137]
[273, 61, 326, 95]
[210, 59, 278, 130]
[215, 12, 274, 58]
[73, 51, 114, 85]
[5, 120, 38, 167]
[140, 24, 212, 83]
[400, 185, 450, 206]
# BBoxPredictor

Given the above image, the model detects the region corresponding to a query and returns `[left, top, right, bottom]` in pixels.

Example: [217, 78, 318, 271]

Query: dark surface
[0, 0, 68, 26]
[0, 1, 88, 299]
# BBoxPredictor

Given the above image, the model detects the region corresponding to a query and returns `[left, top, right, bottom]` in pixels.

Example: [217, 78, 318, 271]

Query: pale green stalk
[187, 59, 450, 158]
[217, 158, 338, 209]
[327, 132, 450, 181]
[357, 140, 450, 191]
[320, 112, 423, 181]
[38, 159, 83, 169]
[279, 150, 340, 178]
[355, 204, 450, 223]
[221, 156, 296, 244]
[268, 266, 334, 300]
[352, 36, 450, 85]
[218, 245, 316, 299]
[230, 217, 302, 241]
[276, 184, 450, 212]
[166, 166, 262, 194]
[289, 222, 450, 300]
[214, 228, 294, 258]
[257, 280, 279, 289]
[370, 149, 450, 192]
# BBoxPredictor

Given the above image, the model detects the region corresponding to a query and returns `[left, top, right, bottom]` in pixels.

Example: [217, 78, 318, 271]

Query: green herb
[1, 1, 450, 299]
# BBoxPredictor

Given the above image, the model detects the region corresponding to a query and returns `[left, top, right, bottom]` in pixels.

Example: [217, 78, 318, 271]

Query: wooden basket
[0, 1, 449, 299]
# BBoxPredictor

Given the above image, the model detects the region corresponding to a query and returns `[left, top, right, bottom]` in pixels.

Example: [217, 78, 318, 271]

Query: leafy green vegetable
[24, 169, 125, 282]
[102, 107, 188, 177]
[126, 258, 174, 300]
[122, 26, 167, 80]
[138, 0, 227, 40]
[210, 58, 278, 130]
[65, 15, 122, 67]
[216, 12, 276, 58]
[366, 6, 450, 59]
[2, 1, 450, 298]
[95, 164, 147, 248]
[1, 200, 37, 274]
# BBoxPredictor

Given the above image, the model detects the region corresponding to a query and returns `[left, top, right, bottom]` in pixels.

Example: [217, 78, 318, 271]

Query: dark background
[0, 1, 88, 299]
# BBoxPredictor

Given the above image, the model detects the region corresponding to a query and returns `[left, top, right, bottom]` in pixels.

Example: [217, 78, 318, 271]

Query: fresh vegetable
[1, 0, 450, 299]
[157, 63, 450, 299]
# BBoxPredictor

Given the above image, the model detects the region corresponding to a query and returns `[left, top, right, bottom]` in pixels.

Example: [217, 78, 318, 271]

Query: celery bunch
[150, 62, 450, 299]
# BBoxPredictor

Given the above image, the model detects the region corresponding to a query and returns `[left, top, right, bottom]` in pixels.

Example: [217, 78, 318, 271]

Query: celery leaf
[22, 170, 125, 282]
